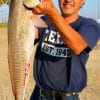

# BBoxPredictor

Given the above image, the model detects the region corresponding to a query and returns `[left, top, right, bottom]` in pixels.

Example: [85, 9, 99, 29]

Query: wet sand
[0, 27, 100, 100]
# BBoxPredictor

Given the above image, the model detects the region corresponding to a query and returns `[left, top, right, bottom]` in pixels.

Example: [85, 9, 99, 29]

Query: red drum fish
[8, 0, 47, 99]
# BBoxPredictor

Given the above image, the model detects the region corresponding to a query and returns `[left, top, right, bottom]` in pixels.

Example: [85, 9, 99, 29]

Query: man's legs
[30, 85, 53, 100]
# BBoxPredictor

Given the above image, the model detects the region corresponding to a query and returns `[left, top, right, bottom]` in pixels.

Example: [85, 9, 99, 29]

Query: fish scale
[8, 2, 32, 98]
[8, 0, 47, 99]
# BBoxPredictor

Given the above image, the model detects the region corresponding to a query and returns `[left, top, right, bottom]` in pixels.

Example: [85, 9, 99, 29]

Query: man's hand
[32, 0, 56, 15]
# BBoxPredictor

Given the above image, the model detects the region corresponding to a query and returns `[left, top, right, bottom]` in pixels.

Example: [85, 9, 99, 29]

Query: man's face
[59, 0, 84, 17]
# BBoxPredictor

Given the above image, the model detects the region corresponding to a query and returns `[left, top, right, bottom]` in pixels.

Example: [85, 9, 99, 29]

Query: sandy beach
[0, 27, 100, 100]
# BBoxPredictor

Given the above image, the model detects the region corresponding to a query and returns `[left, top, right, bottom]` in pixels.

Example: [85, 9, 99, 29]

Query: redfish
[8, 0, 47, 99]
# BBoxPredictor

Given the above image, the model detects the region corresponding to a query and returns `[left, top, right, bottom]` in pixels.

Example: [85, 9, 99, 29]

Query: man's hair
[81, 1, 85, 8]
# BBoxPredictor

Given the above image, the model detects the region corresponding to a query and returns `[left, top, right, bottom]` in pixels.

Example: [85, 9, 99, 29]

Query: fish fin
[31, 15, 48, 28]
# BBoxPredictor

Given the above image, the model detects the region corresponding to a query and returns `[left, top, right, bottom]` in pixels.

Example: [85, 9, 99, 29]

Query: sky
[53, 0, 100, 20]
[0, 0, 100, 23]
[0, 4, 9, 23]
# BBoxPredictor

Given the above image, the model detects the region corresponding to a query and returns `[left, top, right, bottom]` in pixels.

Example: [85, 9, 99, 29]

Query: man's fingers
[32, 6, 42, 14]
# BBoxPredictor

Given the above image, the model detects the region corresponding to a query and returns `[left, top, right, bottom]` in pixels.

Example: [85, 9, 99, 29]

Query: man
[30, 0, 100, 100]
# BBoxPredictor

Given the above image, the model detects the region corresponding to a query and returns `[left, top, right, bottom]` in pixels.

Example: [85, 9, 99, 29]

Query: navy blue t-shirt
[33, 16, 100, 92]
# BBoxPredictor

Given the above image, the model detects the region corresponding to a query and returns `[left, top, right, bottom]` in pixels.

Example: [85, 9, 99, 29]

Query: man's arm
[32, 0, 88, 55]
[46, 9, 87, 55]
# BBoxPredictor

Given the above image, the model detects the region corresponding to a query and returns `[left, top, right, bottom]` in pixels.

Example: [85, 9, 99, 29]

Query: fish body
[8, 0, 46, 99]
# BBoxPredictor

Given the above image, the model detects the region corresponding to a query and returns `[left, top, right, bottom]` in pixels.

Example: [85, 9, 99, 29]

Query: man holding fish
[29, 0, 100, 100]
[8, 0, 100, 100]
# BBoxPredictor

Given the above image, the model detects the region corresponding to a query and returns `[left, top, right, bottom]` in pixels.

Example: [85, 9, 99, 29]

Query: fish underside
[8, 0, 47, 99]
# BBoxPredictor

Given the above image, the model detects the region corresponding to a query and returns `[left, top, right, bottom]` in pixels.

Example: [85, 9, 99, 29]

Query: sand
[0, 27, 100, 100]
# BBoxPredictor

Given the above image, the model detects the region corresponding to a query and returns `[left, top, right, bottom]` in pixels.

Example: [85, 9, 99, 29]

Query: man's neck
[62, 13, 79, 24]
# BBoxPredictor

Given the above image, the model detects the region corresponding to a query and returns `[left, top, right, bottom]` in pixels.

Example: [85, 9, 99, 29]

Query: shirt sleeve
[78, 19, 100, 50]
